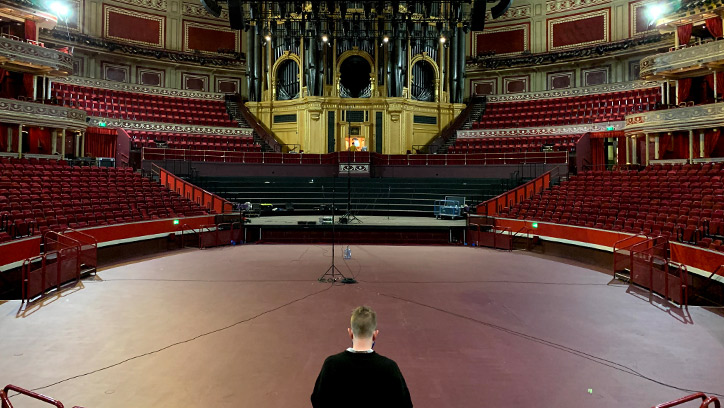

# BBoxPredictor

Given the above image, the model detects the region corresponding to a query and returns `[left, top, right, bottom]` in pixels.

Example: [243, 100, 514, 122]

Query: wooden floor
[0, 245, 723, 408]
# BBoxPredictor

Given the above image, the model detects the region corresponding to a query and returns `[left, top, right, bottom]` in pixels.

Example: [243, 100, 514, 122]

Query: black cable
[9, 283, 334, 397]
[378, 292, 724, 398]
[358, 279, 614, 286]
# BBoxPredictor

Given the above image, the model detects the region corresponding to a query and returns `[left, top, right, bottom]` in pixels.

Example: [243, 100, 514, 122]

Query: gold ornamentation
[472, 23, 529, 57]
[103, 5, 165, 48]
[182, 2, 228, 19]
[112, 0, 167, 11]
[546, 0, 611, 14]
[484, 5, 531, 21]
[183, 20, 240, 54]
[547, 8, 610, 51]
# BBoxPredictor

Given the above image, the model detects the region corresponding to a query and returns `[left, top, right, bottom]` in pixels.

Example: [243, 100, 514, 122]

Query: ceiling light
[49, 1, 70, 18]
[439, 36, 446, 43]
[383, 35, 389, 43]
[322, 34, 328, 42]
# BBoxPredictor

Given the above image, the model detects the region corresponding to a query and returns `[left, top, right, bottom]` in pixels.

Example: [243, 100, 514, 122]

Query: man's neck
[351, 339, 373, 351]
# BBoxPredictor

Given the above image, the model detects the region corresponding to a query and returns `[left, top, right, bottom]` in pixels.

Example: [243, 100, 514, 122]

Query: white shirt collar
[346, 347, 374, 353]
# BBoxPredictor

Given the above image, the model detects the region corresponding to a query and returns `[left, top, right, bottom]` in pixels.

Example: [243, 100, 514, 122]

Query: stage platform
[243, 215, 467, 244]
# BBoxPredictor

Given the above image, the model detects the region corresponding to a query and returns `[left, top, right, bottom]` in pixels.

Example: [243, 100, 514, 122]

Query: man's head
[348, 306, 378, 341]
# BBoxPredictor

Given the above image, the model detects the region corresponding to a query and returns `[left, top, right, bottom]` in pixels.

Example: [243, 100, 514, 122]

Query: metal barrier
[627, 236, 688, 307]
[2, 384, 86, 408]
[654, 392, 721, 408]
[467, 215, 513, 251]
[198, 222, 243, 249]
[20, 230, 97, 304]
[612, 234, 650, 277]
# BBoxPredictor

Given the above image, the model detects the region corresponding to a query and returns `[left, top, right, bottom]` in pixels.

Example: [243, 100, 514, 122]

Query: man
[311, 306, 413, 408]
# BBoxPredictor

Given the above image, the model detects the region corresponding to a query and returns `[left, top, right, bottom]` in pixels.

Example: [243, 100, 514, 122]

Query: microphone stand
[319, 176, 349, 282]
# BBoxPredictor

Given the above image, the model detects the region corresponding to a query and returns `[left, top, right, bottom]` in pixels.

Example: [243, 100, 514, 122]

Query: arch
[271, 51, 302, 101]
[335, 48, 376, 98]
[409, 52, 440, 102]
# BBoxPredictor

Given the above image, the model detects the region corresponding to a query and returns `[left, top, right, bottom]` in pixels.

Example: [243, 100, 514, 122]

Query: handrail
[152, 163, 233, 214]
[654, 392, 720, 408]
[477, 169, 555, 216]
[236, 100, 281, 152]
[3, 384, 65, 408]
[426, 95, 486, 153]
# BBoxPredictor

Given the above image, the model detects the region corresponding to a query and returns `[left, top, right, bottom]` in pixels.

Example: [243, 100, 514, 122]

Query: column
[51, 129, 57, 154]
[80, 131, 86, 158]
[715, 73, 718, 102]
[666, 81, 670, 105]
[654, 134, 660, 160]
[31, 76, 37, 101]
[688, 129, 694, 163]
[700, 131, 705, 158]
[631, 135, 637, 165]
[61, 128, 66, 157]
[6, 127, 11, 153]
[47, 78, 52, 99]
[675, 80, 679, 105]
[644, 133, 650, 166]
[661, 82, 666, 105]
[75, 132, 80, 156]
[17, 124, 23, 159]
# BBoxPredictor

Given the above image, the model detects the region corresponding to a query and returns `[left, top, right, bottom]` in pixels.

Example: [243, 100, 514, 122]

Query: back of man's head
[350, 306, 377, 339]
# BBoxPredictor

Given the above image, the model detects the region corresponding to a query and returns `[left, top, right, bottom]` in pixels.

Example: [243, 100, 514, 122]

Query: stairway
[225, 97, 276, 152]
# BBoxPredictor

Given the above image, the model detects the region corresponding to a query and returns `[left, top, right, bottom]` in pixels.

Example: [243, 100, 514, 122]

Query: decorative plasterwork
[624, 103, 724, 134]
[457, 122, 624, 139]
[103, 5, 165, 48]
[0, 98, 87, 130]
[111, 0, 167, 11]
[472, 24, 529, 57]
[87, 117, 252, 135]
[546, 0, 611, 14]
[548, 8, 610, 51]
[339, 163, 370, 174]
[0, 36, 73, 76]
[182, 2, 228, 19]
[629, 0, 659, 37]
[183, 20, 240, 54]
[486, 80, 660, 102]
[485, 5, 531, 21]
[640, 40, 724, 80]
[55, 76, 225, 100]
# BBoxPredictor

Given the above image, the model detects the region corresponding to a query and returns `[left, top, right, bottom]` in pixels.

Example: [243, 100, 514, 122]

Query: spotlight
[264, 33, 272, 42]
[322, 34, 329, 42]
[439, 36, 446, 43]
[383, 35, 389, 43]
[646, 3, 667, 22]
[49, 1, 70, 18]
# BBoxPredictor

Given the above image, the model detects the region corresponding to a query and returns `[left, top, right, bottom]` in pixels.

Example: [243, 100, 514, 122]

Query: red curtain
[27, 127, 51, 154]
[591, 137, 605, 166]
[617, 137, 627, 165]
[705, 129, 721, 157]
[677, 23, 693, 45]
[23, 74, 34, 98]
[673, 133, 690, 159]
[678, 78, 692, 102]
[85, 128, 117, 158]
[590, 131, 624, 138]
[659, 133, 672, 159]
[24, 20, 36, 41]
[706, 17, 723, 38]
[0, 124, 7, 152]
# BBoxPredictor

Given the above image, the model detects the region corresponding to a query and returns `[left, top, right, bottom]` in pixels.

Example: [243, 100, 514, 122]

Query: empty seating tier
[52, 83, 237, 127]
[449, 135, 580, 154]
[474, 88, 661, 129]
[499, 163, 724, 252]
[128, 130, 260, 152]
[0, 157, 209, 242]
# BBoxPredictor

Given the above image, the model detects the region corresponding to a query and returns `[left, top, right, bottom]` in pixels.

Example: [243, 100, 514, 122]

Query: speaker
[490, 0, 513, 19]
[228, 0, 244, 30]
[200, 0, 221, 18]
[470, 0, 486, 31]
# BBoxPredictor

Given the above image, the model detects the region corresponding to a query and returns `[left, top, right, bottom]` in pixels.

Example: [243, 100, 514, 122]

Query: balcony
[640, 39, 724, 80]
[0, 98, 87, 129]
[0, 33, 73, 76]
[624, 102, 724, 133]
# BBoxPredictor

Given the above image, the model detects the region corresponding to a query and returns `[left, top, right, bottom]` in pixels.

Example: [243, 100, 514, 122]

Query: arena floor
[0, 245, 723, 408]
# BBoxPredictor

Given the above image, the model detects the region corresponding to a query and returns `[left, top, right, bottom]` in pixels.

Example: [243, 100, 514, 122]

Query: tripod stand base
[340, 212, 362, 224]
[318, 264, 356, 283]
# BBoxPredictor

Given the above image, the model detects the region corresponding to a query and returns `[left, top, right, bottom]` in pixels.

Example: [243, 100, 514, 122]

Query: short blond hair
[350, 306, 377, 338]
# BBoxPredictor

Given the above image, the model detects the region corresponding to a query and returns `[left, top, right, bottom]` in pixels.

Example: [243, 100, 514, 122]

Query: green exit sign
[99, 121, 107, 127]
[606, 126, 615, 131]
[173, 219, 179, 225]
[532, 222, 539, 229]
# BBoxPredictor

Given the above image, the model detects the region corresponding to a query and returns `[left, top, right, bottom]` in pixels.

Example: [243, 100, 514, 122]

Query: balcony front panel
[0, 35, 73, 76]
[625, 102, 724, 133]
[640, 40, 724, 80]
[0, 98, 87, 130]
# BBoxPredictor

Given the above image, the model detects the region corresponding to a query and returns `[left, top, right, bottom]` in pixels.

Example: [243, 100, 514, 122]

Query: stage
[243, 215, 468, 244]
[0, 245, 722, 408]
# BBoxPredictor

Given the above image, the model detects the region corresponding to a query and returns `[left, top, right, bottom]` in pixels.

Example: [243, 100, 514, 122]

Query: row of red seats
[0, 158, 208, 240]
[499, 163, 724, 252]
[52, 83, 237, 127]
[449, 135, 580, 154]
[128, 131, 261, 152]
[474, 88, 661, 129]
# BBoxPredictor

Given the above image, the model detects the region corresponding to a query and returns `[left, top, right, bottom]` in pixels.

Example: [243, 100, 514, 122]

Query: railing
[236, 99, 281, 152]
[628, 236, 688, 307]
[692, 265, 724, 305]
[153, 163, 234, 214]
[0, 35, 74, 75]
[2, 385, 66, 408]
[466, 215, 513, 251]
[21, 231, 83, 303]
[613, 234, 650, 276]
[178, 223, 199, 248]
[61, 228, 98, 273]
[654, 392, 721, 408]
[426, 95, 486, 153]
[143, 148, 568, 166]
[198, 222, 243, 249]
[476, 168, 557, 216]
